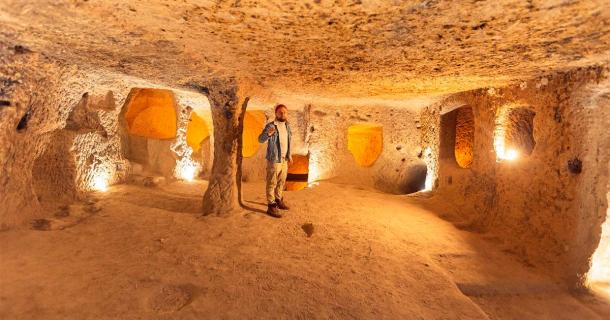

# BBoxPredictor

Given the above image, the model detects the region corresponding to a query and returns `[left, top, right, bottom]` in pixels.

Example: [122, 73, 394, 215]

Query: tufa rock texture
[1, 0, 609, 99]
[0, 0, 608, 291]
[200, 77, 249, 215]
[422, 66, 610, 287]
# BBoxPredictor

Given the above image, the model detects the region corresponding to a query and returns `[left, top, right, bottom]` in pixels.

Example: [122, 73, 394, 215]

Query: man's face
[275, 107, 288, 122]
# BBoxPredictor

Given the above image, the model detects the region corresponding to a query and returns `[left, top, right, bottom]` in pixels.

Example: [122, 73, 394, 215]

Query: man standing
[258, 104, 292, 217]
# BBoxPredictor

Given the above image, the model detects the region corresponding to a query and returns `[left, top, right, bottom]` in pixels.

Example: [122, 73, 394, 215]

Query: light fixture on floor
[92, 174, 108, 192]
[181, 164, 196, 182]
[494, 106, 535, 162]
[504, 148, 519, 161]
[175, 158, 199, 182]
[423, 147, 435, 191]
[494, 132, 519, 161]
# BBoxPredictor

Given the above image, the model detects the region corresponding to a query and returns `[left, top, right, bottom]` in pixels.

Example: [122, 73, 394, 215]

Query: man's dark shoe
[276, 198, 290, 210]
[267, 203, 282, 218]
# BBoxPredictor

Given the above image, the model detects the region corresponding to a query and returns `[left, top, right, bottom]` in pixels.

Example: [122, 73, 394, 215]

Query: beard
[276, 116, 287, 122]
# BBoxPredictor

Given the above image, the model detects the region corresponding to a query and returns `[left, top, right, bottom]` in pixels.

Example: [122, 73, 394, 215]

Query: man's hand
[267, 126, 276, 136]
[288, 156, 293, 165]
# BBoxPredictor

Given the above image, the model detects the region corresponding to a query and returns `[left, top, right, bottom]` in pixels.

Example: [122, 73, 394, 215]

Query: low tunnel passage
[494, 106, 536, 161]
[285, 154, 309, 191]
[454, 107, 475, 168]
[439, 106, 474, 169]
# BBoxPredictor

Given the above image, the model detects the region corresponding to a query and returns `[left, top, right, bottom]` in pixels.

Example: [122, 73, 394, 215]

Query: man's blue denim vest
[258, 121, 292, 163]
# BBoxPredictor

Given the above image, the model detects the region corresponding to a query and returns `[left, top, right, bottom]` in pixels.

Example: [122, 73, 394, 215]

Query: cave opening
[121, 88, 179, 177]
[587, 192, 610, 298]
[494, 106, 536, 161]
[124, 88, 177, 140]
[286, 154, 309, 191]
[439, 106, 474, 169]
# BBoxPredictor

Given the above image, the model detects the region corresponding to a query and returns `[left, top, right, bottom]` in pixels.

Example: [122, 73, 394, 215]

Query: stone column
[199, 78, 249, 215]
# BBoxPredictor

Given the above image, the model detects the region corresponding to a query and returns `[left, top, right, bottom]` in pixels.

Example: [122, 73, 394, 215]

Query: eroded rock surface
[1, 0, 608, 99]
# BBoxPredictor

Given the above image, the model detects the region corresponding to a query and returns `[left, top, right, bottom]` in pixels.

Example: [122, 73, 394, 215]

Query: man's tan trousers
[266, 160, 288, 204]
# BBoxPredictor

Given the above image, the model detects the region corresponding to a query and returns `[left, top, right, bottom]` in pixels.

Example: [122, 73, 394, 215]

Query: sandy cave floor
[1, 180, 609, 320]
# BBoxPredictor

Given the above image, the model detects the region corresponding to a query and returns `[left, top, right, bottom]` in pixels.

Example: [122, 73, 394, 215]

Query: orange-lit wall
[347, 124, 383, 168]
[124, 88, 177, 139]
[242, 110, 266, 157]
[186, 112, 210, 152]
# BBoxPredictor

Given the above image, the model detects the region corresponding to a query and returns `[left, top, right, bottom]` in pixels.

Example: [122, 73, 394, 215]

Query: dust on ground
[1, 180, 608, 319]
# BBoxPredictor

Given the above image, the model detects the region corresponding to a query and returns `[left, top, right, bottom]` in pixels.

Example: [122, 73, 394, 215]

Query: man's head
[275, 104, 288, 122]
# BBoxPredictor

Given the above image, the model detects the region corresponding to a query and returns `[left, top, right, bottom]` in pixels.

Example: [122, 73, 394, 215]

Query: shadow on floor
[117, 190, 202, 214]
[244, 200, 267, 207]
[240, 199, 268, 215]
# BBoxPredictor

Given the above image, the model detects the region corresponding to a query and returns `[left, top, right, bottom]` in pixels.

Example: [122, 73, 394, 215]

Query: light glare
[504, 148, 519, 161]
[181, 163, 196, 181]
[175, 158, 200, 182]
[423, 147, 435, 191]
[92, 175, 108, 192]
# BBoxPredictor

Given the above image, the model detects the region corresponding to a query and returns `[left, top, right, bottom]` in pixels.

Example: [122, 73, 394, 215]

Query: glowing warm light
[588, 261, 610, 299]
[494, 106, 535, 161]
[306, 151, 331, 184]
[589, 258, 610, 289]
[423, 147, 435, 191]
[505, 148, 518, 160]
[307, 161, 320, 184]
[494, 108, 509, 161]
[88, 165, 112, 192]
[92, 175, 108, 192]
[494, 123, 518, 161]
[495, 142, 519, 161]
[182, 164, 196, 181]
[175, 158, 200, 182]
[242, 110, 266, 157]
[587, 213, 610, 297]
[124, 88, 177, 139]
[592, 284, 610, 299]
[172, 107, 202, 182]
[85, 159, 116, 193]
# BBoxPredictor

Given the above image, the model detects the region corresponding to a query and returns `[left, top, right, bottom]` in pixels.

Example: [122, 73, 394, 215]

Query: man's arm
[258, 123, 273, 143]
